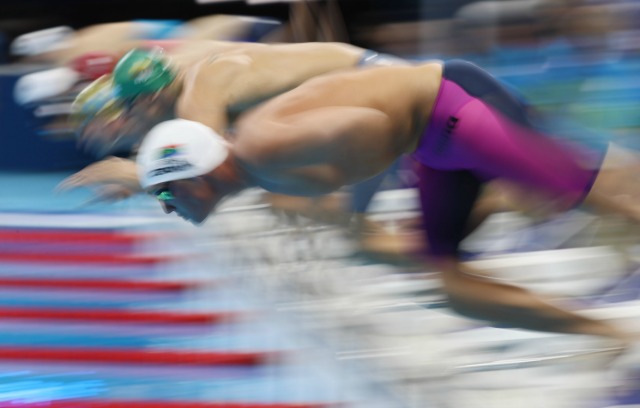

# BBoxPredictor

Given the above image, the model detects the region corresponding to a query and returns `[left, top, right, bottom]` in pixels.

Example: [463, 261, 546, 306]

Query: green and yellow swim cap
[70, 74, 127, 130]
[112, 48, 176, 98]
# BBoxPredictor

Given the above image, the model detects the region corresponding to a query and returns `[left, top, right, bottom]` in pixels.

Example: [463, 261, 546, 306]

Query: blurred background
[0, 0, 639, 407]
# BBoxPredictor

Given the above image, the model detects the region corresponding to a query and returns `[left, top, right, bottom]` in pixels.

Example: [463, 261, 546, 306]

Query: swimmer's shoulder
[181, 51, 257, 104]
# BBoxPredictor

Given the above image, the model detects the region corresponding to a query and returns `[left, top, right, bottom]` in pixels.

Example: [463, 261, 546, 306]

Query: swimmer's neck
[206, 152, 258, 198]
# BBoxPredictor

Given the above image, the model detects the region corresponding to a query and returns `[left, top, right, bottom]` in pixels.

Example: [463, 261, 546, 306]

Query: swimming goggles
[155, 188, 174, 201]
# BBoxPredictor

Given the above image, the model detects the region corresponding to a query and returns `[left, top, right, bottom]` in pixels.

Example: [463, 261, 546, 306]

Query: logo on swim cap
[147, 157, 194, 180]
[130, 60, 155, 83]
[137, 119, 229, 188]
[158, 144, 181, 159]
[147, 144, 193, 179]
[113, 48, 176, 98]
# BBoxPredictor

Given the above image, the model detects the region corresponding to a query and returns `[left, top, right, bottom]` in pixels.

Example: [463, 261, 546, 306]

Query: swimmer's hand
[56, 156, 142, 203]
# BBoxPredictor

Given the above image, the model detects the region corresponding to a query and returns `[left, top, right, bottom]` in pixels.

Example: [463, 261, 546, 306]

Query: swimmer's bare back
[232, 62, 443, 195]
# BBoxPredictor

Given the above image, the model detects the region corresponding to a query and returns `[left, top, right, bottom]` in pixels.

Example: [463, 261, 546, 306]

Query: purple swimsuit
[412, 60, 606, 257]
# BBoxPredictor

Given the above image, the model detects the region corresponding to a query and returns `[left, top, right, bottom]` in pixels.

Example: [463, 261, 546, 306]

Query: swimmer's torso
[233, 63, 443, 196]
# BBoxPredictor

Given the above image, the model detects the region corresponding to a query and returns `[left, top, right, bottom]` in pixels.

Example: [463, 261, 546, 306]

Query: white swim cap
[137, 119, 228, 189]
[14, 67, 80, 105]
[11, 26, 74, 57]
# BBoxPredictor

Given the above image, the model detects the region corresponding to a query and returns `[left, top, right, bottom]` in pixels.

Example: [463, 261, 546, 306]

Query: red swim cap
[70, 53, 118, 80]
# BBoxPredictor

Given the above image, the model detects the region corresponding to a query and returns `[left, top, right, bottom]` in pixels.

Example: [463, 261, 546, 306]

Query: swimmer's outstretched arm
[435, 256, 630, 344]
[56, 157, 141, 202]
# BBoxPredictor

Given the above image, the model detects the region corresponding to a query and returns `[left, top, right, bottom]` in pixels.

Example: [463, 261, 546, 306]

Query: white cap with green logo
[137, 119, 228, 188]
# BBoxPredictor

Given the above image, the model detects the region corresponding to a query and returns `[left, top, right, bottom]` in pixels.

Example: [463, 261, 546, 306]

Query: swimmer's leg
[416, 163, 632, 346]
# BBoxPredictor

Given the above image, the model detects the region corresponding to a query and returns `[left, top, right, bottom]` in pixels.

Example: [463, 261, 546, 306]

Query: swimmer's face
[78, 115, 145, 157]
[126, 93, 172, 120]
[78, 97, 166, 157]
[147, 177, 221, 225]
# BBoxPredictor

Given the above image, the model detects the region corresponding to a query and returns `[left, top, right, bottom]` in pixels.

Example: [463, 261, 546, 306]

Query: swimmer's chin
[181, 197, 232, 225]
[175, 213, 208, 226]
[185, 216, 207, 226]
[182, 214, 209, 227]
